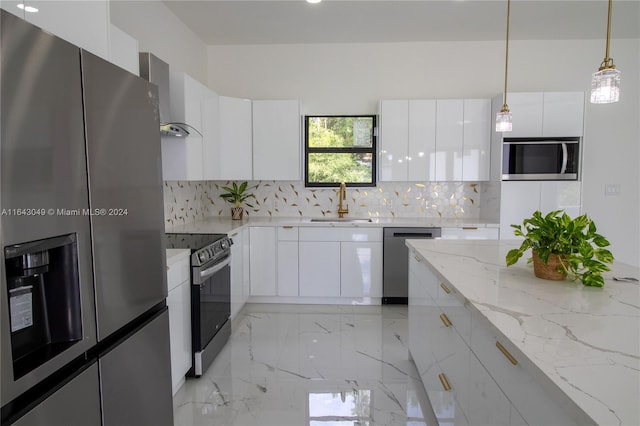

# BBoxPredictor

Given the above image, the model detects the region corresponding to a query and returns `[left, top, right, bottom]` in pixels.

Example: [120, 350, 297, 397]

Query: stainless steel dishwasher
[383, 227, 441, 304]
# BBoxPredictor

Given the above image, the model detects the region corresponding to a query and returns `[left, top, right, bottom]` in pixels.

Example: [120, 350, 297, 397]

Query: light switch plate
[605, 184, 621, 196]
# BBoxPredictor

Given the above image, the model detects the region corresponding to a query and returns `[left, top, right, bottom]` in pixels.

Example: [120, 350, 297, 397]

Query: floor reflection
[173, 304, 436, 426]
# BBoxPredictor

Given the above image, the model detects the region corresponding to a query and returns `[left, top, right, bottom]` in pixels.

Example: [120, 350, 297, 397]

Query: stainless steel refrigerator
[1, 10, 173, 425]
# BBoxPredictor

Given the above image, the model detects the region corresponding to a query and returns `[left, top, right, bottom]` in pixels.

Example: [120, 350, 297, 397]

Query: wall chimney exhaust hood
[139, 52, 198, 138]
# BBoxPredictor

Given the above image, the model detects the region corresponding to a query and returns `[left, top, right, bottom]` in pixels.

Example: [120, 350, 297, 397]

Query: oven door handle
[197, 255, 231, 283]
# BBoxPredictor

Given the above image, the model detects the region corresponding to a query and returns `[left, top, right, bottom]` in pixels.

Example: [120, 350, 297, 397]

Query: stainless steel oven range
[166, 233, 232, 377]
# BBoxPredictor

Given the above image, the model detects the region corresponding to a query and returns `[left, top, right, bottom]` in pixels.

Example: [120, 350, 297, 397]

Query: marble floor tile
[173, 304, 437, 426]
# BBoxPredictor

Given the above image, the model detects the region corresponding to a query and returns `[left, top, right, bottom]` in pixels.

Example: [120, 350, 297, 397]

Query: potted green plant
[219, 181, 254, 220]
[505, 210, 614, 287]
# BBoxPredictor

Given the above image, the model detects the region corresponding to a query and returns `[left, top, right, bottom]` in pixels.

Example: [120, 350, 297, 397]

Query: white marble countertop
[406, 239, 640, 426]
[166, 216, 499, 235]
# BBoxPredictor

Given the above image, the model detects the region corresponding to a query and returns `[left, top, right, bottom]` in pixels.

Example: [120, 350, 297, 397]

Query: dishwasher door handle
[391, 232, 435, 238]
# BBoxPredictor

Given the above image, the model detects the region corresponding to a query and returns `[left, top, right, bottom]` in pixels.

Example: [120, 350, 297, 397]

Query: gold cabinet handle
[462, 227, 478, 230]
[438, 373, 452, 391]
[231, 232, 239, 237]
[496, 341, 518, 365]
[439, 313, 452, 327]
[440, 282, 451, 294]
[414, 255, 422, 262]
[282, 225, 293, 229]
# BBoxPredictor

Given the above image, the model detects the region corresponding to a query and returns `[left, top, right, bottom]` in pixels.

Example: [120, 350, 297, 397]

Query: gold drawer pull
[414, 255, 422, 262]
[282, 226, 293, 229]
[439, 313, 452, 327]
[231, 232, 239, 237]
[438, 373, 452, 391]
[496, 341, 518, 365]
[462, 227, 478, 230]
[440, 282, 451, 294]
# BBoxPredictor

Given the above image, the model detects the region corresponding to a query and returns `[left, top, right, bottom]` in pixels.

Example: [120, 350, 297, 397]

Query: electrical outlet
[605, 184, 621, 196]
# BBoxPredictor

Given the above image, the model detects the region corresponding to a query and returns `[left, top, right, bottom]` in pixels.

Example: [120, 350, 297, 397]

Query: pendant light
[590, 0, 620, 103]
[496, 0, 513, 132]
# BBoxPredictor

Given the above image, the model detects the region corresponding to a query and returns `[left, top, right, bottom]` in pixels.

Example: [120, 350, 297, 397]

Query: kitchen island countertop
[406, 238, 640, 426]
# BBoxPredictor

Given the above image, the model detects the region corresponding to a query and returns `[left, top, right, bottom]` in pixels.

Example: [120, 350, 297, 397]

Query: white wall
[109, 0, 208, 84]
[208, 39, 640, 265]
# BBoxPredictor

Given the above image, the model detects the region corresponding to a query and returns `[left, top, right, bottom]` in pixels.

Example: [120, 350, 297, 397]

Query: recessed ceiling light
[17, 3, 38, 12]
[306, 0, 322, 4]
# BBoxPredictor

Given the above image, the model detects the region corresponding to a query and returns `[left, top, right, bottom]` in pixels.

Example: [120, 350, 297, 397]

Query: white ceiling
[163, 0, 640, 45]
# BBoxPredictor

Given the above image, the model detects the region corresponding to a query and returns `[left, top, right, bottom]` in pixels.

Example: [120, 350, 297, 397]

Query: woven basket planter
[532, 250, 567, 281]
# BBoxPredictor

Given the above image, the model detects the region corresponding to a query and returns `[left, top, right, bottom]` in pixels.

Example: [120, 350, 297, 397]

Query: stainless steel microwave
[502, 137, 580, 181]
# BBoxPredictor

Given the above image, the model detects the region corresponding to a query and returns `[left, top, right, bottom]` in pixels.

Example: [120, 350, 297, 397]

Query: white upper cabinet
[379, 100, 409, 181]
[435, 99, 464, 181]
[505, 93, 544, 138]
[462, 99, 491, 181]
[504, 92, 584, 137]
[108, 24, 139, 76]
[542, 92, 585, 137]
[20, 0, 110, 60]
[219, 96, 253, 180]
[408, 100, 437, 181]
[252, 100, 301, 181]
[201, 95, 221, 180]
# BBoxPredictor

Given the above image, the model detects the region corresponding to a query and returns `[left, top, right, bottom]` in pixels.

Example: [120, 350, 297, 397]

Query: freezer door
[99, 308, 173, 426]
[12, 363, 101, 426]
[80, 51, 167, 340]
[0, 9, 97, 403]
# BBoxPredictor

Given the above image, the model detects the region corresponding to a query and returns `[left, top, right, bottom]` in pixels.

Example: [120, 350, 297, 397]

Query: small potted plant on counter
[220, 181, 254, 220]
[505, 210, 614, 287]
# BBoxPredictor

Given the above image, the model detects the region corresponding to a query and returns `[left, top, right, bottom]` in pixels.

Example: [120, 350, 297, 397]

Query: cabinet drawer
[470, 311, 578, 425]
[277, 226, 298, 241]
[440, 227, 499, 240]
[409, 251, 439, 300]
[437, 281, 471, 345]
[299, 227, 382, 242]
[166, 252, 190, 292]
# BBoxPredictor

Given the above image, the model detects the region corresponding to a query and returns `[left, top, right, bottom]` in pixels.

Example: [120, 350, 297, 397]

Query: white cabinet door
[506, 92, 544, 137]
[108, 25, 139, 76]
[379, 100, 409, 181]
[299, 242, 340, 297]
[220, 96, 253, 180]
[435, 100, 464, 181]
[499, 181, 541, 239]
[467, 353, 511, 426]
[26, 0, 110, 60]
[201, 95, 221, 180]
[340, 242, 382, 298]
[242, 228, 251, 303]
[278, 241, 299, 296]
[408, 100, 437, 181]
[252, 100, 300, 180]
[540, 181, 582, 218]
[462, 99, 491, 181]
[230, 228, 244, 320]
[249, 227, 277, 296]
[542, 92, 584, 137]
[167, 282, 191, 395]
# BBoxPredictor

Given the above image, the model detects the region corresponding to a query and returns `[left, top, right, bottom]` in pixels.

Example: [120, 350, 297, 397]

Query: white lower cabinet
[277, 226, 299, 296]
[340, 242, 382, 298]
[409, 251, 576, 426]
[229, 228, 247, 320]
[249, 227, 277, 296]
[299, 241, 341, 297]
[166, 250, 191, 396]
[298, 227, 382, 300]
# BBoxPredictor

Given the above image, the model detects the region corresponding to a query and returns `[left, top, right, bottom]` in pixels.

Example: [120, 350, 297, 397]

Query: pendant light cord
[502, 0, 511, 110]
[601, 0, 614, 69]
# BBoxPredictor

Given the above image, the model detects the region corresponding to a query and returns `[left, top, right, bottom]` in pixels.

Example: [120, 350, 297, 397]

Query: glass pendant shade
[496, 109, 513, 132]
[590, 67, 621, 104]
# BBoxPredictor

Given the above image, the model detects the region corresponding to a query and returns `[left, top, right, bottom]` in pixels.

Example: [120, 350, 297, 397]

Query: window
[305, 115, 377, 187]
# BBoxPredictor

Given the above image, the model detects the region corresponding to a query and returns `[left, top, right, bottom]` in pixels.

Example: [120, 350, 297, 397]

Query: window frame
[304, 115, 377, 188]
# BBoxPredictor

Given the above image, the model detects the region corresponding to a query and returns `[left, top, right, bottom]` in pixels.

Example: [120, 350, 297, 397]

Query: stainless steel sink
[309, 218, 372, 223]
